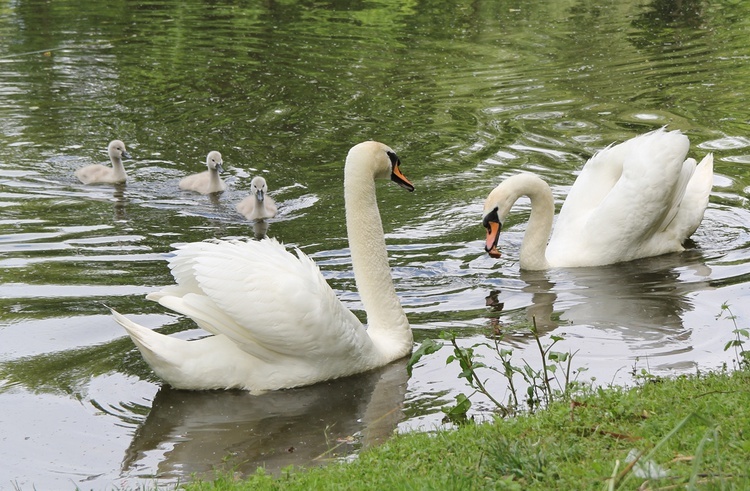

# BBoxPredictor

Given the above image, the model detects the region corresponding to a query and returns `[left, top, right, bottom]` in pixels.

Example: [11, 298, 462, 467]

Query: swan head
[482, 173, 554, 265]
[346, 141, 414, 191]
[482, 178, 523, 259]
[482, 174, 544, 259]
[108, 140, 132, 160]
[250, 176, 268, 202]
[205, 151, 224, 173]
[482, 206, 503, 258]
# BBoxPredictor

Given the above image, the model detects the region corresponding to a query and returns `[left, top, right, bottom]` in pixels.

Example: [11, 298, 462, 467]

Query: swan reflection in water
[250, 218, 271, 239]
[113, 182, 128, 222]
[485, 248, 712, 360]
[121, 357, 409, 482]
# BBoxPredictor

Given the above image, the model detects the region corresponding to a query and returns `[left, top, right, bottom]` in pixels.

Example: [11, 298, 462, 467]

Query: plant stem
[449, 336, 507, 413]
[530, 317, 554, 404]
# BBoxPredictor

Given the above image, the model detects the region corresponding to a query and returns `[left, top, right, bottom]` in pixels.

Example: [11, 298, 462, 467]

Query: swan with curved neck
[75, 140, 131, 184]
[236, 176, 278, 221]
[112, 141, 414, 391]
[179, 150, 225, 194]
[482, 128, 713, 270]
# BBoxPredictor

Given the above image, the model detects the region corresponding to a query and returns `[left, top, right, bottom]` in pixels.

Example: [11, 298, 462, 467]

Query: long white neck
[110, 155, 127, 181]
[496, 174, 555, 270]
[344, 162, 411, 360]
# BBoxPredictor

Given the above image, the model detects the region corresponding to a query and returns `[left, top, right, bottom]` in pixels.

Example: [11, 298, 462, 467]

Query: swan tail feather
[110, 308, 182, 367]
[112, 308, 258, 390]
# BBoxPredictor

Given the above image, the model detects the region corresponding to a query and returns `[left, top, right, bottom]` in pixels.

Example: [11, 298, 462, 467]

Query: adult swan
[112, 141, 415, 391]
[482, 128, 713, 270]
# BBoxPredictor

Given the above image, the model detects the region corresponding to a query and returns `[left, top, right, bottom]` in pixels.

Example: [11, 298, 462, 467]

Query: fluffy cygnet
[236, 176, 278, 220]
[75, 140, 131, 184]
[179, 151, 225, 194]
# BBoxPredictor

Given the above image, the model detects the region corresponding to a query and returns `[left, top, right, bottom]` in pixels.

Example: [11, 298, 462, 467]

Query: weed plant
[409, 317, 587, 423]
[717, 303, 750, 370]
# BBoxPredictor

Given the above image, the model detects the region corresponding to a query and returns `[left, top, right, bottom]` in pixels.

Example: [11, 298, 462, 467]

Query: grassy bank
[182, 367, 750, 490]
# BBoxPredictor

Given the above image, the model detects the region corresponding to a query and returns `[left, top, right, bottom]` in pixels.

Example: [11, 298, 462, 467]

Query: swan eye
[386, 150, 399, 166]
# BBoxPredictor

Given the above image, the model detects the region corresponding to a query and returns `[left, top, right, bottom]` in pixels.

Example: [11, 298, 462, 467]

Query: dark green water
[2, 0, 750, 488]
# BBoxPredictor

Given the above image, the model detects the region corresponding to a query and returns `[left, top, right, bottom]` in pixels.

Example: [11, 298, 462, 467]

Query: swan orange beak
[391, 163, 415, 192]
[485, 221, 502, 258]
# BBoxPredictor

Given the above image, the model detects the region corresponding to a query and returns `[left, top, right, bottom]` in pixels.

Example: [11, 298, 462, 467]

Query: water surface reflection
[121, 359, 409, 482]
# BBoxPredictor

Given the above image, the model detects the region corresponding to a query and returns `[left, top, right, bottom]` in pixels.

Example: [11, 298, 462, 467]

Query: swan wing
[555, 141, 628, 229]
[148, 241, 217, 299]
[663, 153, 713, 240]
[556, 128, 686, 232]
[550, 128, 695, 265]
[179, 171, 224, 194]
[583, 129, 690, 241]
[150, 239, 375, 362]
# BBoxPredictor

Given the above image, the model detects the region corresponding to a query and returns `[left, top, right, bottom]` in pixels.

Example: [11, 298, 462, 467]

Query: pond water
[2, 0, 750, 489]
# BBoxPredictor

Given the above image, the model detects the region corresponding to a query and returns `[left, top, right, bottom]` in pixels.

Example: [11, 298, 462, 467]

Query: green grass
[180, 368, 750, 490]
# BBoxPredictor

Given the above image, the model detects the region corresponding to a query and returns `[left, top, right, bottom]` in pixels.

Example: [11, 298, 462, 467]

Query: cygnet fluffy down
[236, 176, 277, 220]
[179, 151, 225, 194]
[75, 140, 131, 184]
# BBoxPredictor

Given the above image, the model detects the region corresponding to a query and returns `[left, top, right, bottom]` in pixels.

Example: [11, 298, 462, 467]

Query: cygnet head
[108, 140, 132, 161]
[250, 176, 268, 201]
[206, 151, 223, 173]
[346, 141, 414, 191]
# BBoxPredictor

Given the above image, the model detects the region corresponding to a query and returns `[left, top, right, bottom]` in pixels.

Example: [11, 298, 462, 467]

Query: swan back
[74, 139, 131, 184]
[236, 176, 278, 220]
[178, 150, 226, 194]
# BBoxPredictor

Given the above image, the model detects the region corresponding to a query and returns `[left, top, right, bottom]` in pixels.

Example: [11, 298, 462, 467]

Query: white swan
[112, 141, 415, 391]
[75, 140, 131, 184]
[482, 128, 713, 270]
[179, 151, 225, 194]
[236, 176, 278, 220]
